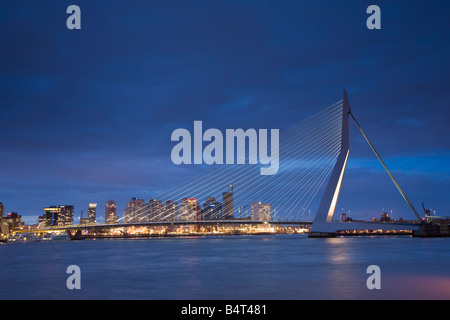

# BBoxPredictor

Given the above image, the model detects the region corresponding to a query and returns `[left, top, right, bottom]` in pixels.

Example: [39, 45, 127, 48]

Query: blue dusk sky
[0, 0, 449, 222]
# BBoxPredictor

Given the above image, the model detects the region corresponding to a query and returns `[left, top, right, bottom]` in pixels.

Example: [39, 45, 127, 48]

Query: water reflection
[0, 235, 449, 299]
[382, 274, 450, 299]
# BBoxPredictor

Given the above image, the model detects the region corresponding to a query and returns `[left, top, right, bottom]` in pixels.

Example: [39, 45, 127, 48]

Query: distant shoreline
[85, 231, 299, 239]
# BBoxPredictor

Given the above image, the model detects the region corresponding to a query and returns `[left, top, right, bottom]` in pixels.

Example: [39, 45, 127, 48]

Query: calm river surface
[1, 234, 449, 300]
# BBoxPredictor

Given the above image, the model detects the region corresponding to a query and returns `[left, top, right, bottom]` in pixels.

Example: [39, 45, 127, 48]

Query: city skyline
[1, 186, 421, 228]
[1, 1, 449, 222]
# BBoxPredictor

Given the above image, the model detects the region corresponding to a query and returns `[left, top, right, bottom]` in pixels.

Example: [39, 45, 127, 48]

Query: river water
[1, 234, 449, 300]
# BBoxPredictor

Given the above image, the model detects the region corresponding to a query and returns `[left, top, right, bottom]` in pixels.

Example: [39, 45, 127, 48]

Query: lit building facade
[148, 199, 163, 222]
[180, 198, 198, 221]
[124, 197, 145, 223]
[105, 200, 119, 224]
[222, 192, 234, 220]
[0, 202, 4, 224]
[3, 212, 23, 230]
[88, 203, 97, 224]
[41, 205, 74, 226]
[251, 202, 271, 221]
[164, 200, 178, 221]
[200, 197, 222, 220]
[380, 212, 391, 222]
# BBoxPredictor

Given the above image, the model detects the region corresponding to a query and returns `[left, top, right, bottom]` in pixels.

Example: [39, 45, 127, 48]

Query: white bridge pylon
[309, 89, 421, 237]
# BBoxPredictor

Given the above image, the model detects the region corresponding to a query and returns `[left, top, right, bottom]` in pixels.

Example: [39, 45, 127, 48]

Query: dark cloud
[0, 0, 449, 220]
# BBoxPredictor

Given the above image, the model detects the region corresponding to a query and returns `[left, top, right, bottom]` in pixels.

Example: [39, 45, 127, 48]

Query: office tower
[200, 197, 222, 220]
[79, 209, 90, 225]
[3, 212, 22, 230]
[180, 198, 198, 221]
[105, 200, 119, 224]
[164, 200, 178, 221]
[148, 199, 163, 222]
[60, 205, 74, 225]
[40, 208, 55, 226]
[42, 205, 74, 226]
[62, 205, 74, 225]
[251, 202, 271, 221]
[0, 202, 4, 224]
[222, 191, 234, 220]
[37, 214, 46, 226]
[124, 197, 145, 223]
[88, 203, 97, 224]
[380, 212, 391, 222]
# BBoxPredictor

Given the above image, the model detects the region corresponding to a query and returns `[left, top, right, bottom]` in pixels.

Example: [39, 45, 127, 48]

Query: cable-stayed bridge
[309, 90, 422, 236]
[31, 89, 444, 238]
[123, 93, 347, 224]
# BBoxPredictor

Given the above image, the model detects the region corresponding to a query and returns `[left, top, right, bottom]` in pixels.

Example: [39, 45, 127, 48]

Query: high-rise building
[148, 199, 163, 222]
[0, 202, 4, 224]
[88, 203, 97, 224]
[251, 202, 271, 221]
[39, 210, 52, 226]
[41, 205, 74, 226]
[61, 205, 74, 225]
[79, 209, 90, 225]
[180, 198, 198, 221]
[222, 192, 234, 220]
[124, 197, 145, 223]
[3, 212, 23, 230]
[380, 212, 391, 222]
[164, 200, 178, 221]
[105, 200, 119, 224]
[200, 197, 222, 220]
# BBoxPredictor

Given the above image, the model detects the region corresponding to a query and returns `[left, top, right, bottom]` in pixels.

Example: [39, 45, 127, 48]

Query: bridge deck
[41, 220, 311, 231]
[22, 220, 425, 234]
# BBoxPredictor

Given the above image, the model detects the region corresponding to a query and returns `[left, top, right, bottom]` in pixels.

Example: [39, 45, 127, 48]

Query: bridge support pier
[308, 90, 422, 236]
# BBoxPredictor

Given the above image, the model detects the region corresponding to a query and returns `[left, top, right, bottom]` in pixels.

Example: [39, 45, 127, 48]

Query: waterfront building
[164, 200, 179, 221]
[148, 199, 163, 222]
[88, 203, 97, 224]
[180, 198, 198, 221]
[380, 212, 391, 222]
[222, 191, 234, 220]
[41, 208, 57, 226]
[105, 200, 119, 224]
[124, 197, 145, 223]
[41, 205, 74, 226]
[61, 205, 74, 225]
[79, 209, 90, 225]
[251, 202, 271, 221]
[3, 212, 23, 230]
[0, 202, 4, 223]
[200, 197, 222, 220]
